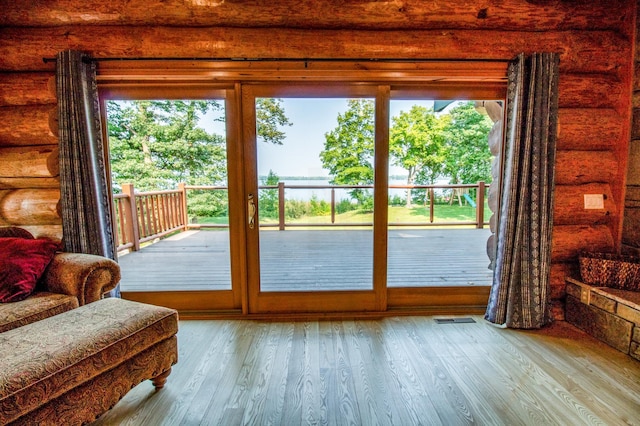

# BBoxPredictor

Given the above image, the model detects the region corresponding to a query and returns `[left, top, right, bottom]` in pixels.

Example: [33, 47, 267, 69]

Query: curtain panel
[56, 51, 118, 279]
[485, 53, 560, 329]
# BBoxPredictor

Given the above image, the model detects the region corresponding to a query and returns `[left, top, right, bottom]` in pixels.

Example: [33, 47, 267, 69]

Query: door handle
[248, 193, 256, 229]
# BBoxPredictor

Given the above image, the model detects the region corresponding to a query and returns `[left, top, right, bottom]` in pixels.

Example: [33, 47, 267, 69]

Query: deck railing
[113, 181, 488, 252]
[113, 183, 187, 252]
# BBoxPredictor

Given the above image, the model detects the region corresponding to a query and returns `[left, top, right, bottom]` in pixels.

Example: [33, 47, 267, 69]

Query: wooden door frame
[97, 60, 507, 316]
[242, 83, 386, 314]
[98, 84, 244, 313]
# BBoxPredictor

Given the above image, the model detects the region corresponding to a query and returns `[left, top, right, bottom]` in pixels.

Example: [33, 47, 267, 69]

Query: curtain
[56, 50, 119, 295]
[484, 53, 560, 329]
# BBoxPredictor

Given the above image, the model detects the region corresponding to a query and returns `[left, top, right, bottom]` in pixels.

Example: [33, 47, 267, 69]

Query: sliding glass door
[243, 85, 388, 313]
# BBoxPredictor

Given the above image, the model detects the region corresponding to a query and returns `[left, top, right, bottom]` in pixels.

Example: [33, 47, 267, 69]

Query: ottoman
[0, 298, 178, 425]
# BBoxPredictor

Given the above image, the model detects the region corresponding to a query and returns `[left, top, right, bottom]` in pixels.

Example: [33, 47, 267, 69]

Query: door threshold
[176, 305, 487, 321]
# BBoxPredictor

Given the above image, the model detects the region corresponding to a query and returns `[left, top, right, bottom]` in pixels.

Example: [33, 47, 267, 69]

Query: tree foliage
[256, 98, 293, 145]
[107, 99, 291, 217]
[259, 169, 280, 219]
[108, 100, 226, 192]
[320, 99, 375, 203]
[441, 102, 494, 184]
[319, 100, 494, 206]
[390, 105, 446, 205]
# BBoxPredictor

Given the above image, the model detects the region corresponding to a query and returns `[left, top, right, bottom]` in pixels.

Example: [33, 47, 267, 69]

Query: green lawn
[195, 201, 491, 226]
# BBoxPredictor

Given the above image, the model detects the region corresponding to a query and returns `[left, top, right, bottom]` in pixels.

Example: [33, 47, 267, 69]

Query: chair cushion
[0, 292, 79, 333]
[0, 237, 61, 303]
[0, 298, 178, 424]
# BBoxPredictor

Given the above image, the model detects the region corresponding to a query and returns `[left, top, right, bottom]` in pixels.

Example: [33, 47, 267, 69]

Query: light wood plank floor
[117, 229, 493, 292]
[93, 317, 640, 425]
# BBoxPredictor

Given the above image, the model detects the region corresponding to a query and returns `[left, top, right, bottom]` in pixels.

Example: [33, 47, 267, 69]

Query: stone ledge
[565, 278, 640, 361]
[566, 295, 633, 353]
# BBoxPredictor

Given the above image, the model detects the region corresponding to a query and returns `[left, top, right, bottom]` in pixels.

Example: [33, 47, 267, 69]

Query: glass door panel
[386, 99, 494, 289]
[106, 97, 238, 310]
[256, 98, 375, 292]
[244, 86, 383, 313]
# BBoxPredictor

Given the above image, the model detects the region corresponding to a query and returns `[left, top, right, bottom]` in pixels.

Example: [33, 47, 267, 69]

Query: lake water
[264, 178, 442, 202]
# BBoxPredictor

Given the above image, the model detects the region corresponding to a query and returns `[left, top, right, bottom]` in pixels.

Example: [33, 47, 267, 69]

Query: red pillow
[0, 237, 61, 303]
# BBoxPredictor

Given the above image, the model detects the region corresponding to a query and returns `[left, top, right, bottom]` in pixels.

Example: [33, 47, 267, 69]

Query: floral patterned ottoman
[0, 298, 178, 425]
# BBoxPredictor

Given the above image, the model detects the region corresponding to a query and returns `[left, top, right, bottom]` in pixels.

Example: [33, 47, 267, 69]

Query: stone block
[630, 342, 640, 361]
[617, 304, 640, 326]
[590, 291, 617, 313]
[565, 280, 583, 300]
[566, 295, 633, 353]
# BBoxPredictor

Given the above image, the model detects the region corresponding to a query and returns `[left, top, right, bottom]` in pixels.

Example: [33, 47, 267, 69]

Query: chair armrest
[42, 253, 121, 305]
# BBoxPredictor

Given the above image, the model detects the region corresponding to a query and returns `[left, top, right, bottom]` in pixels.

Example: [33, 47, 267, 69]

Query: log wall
[0, 1, 636, 317]
[623, 6, 640, 257]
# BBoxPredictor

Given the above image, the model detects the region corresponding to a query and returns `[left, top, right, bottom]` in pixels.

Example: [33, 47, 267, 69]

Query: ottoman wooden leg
[152, 368, 172, 390]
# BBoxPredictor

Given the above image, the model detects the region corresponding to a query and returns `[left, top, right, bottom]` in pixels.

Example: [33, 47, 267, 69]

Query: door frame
[96, 60, 507, 316]
[241, 84, 389, 314]
[99, 84, 246, 313]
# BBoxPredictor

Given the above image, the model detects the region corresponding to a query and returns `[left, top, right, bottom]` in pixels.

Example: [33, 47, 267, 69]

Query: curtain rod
[43, 56, 512, 64]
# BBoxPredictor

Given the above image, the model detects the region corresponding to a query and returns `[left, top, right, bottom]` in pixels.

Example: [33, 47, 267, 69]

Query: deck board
[117, 228, 493, 292]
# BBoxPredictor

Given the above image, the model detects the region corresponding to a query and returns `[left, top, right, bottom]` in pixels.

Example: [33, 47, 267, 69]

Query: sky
[204, 98, 441, 178]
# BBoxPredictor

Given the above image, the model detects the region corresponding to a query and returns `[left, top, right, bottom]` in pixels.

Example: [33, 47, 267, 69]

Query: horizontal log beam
[558, 74, 625, 109]
[555, 150, 617, 185]
[0, 0, 631, 33]
[0, 177, 60, 190]
[0, 72, 56, 107]
[0, 105, 58, 146]
[553, 183, 615, 226]
[0, 27, 629, 74]
[557, 108, 624, 150]
[0, 188, 61, 225]
[0, 145, 59, 178]
[551, 224, 614, 262]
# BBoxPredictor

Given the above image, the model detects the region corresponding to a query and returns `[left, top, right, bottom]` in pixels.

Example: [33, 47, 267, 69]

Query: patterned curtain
[484, 53, 560, 329]
[56, 50, 119, 295]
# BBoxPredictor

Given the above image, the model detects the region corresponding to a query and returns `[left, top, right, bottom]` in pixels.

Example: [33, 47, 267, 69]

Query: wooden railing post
[178, 182, 188, 231]
[278, 182, 285, 230]
[331, 188, 336, 224]
[121, 183, 141, 251]
[429, 188, 435, 223]
[476, 181, 485, 229]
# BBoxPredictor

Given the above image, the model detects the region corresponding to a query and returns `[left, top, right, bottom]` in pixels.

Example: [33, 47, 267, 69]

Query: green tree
[259, 169, 280, 219]
[108, 100, 225, 192]
[256, 98, 293, 145]
[108, 99, 292, 217]
[441, 102, 493, 185]
[390, 105, 446, 206]
[320, 99, 375, 204]
[109, 99, 292, 190]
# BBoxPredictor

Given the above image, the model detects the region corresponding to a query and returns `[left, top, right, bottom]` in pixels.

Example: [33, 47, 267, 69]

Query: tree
[320, 99, 375, 204]
[259, 169, 280, 219]
[256, 98, 292, 145]
[390, 105, 446, 206]
[107, 99, 292, 217]
[109, 99, 292, 189]
[108, 100, 226, 192]
[441, 102, 493, 185]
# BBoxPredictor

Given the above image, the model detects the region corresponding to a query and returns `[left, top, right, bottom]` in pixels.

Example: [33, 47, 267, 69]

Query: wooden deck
[117, 228, 493, 292]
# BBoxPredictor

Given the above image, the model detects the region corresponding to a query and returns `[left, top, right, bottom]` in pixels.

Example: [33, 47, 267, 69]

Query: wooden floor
[92, 317, 640, 425]
[117, 228, 493, 292]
